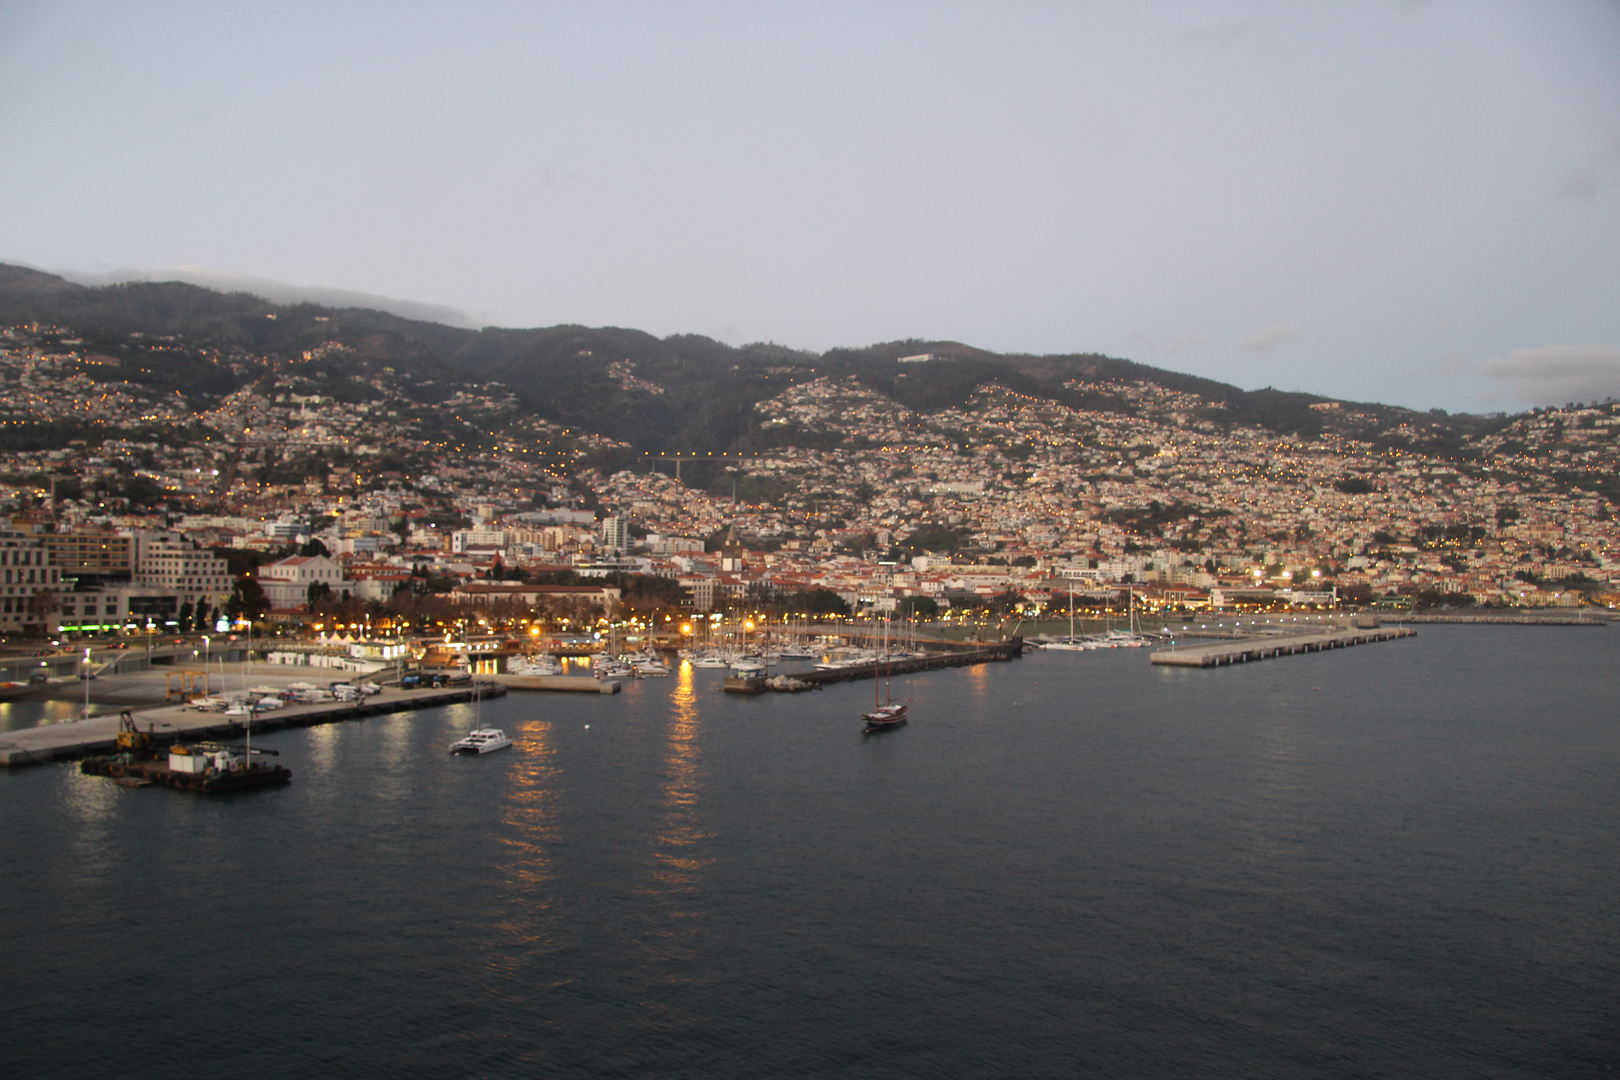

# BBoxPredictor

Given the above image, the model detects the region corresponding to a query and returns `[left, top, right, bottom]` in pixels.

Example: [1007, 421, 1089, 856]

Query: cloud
[1476, 343, 1620, 406]
[1242, 322, 1297, 352]
[57, 266, 482, 328]
[1132, 331, 1212, 356]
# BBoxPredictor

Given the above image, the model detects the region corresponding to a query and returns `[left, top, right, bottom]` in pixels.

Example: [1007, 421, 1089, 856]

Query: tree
[298, 537, 330, 558]
[782, 588, 850, 617]
[225, 576, 269, 621]
[898, 596, 939, 619]
[24, 587, 61, 633]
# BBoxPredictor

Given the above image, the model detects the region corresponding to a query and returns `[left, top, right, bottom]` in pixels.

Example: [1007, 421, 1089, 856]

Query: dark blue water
[3, 626, 1616, 1079]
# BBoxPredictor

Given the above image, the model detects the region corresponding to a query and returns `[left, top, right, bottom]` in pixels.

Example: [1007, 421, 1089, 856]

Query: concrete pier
[489, 674, 621, 694]
[1150, 626, 1416, 667]
[0, 682, 507, 767]
[724, 639, 1024, 694]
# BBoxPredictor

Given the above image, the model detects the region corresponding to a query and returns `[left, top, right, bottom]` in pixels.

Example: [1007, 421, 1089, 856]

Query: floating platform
[1150, 626, 1416, 667]
[82, 755, 291, 793]
[725, 639, 1024, 694]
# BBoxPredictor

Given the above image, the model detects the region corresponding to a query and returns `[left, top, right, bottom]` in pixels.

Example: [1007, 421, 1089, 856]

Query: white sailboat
[1046, 580, 1089, 651]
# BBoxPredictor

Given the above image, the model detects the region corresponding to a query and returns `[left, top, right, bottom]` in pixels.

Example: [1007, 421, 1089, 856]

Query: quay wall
[0, 682, 507, 768]
[726, 639, 1024, 694]
[1384, 614, 1605, 626]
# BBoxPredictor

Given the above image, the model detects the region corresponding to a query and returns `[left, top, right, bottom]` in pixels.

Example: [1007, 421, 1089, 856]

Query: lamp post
[82, 647, 91, 719]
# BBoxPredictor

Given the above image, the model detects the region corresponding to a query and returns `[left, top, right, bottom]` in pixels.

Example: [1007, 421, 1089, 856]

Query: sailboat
[1045, 579, 1089, 651]
[862, 614, 909, 733]
[448, 678, 512, 754]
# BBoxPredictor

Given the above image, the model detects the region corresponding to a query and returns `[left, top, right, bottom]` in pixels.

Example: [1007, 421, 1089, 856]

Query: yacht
[449, 728, 513, 755]
[509, 655, 564, 676]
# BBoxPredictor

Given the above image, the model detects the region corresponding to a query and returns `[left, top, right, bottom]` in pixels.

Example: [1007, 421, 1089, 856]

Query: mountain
[0, 263, 1505, 463]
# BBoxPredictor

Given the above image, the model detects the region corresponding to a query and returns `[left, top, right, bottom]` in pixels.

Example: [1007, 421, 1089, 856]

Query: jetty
[724, 638, 1024, 694]
[1150, 625, 1415, 667]
[0, 682, 506, 768]
[489, 673, 620, 694]
[1381, 613, 1606, 626]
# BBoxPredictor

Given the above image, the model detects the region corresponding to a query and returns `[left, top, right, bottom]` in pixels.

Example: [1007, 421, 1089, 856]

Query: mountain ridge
[0, 263, 1506, 461]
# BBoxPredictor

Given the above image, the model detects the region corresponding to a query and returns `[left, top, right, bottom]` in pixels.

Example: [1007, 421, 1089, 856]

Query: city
[0, 316, 1613, 654]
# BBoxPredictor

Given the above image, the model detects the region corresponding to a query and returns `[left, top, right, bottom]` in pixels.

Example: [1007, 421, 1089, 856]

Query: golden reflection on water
[633, 662, 715, 968]
[304, 723, 338, 774]
[963, 660, 991, 713]
[489, 714, 560, 962]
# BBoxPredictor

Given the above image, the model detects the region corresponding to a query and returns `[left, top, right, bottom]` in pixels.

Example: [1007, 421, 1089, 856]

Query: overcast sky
[3, 1, 1617, 412]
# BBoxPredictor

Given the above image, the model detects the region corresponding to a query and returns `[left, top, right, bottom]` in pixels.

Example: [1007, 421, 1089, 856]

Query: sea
[2, 625, 1616, 1079]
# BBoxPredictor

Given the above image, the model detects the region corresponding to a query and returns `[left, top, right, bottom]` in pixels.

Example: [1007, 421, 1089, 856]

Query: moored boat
[448, 728, 513, 755]
[862, 702, 909, 732]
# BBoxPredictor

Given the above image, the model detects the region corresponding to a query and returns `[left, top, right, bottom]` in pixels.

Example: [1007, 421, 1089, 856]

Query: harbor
[1150, 624, 1417, 667]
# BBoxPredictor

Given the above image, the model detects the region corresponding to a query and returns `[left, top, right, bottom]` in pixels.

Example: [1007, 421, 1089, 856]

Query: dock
[1150, 626, 1416, 667]
[0, 682, 507, 768]
[488, 673, 621, 694]
[724, 639, 1024, 694]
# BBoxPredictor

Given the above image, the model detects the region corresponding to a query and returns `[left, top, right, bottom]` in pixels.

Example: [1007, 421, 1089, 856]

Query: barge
[81, 743, 291, 793]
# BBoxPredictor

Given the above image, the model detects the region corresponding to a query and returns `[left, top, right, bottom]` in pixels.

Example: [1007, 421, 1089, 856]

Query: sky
[2, 1, 1618, 413]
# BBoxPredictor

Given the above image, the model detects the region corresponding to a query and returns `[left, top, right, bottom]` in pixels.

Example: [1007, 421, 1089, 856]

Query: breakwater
[1150, 626, 1416, 667]
[724, 639, 1024, 694]
[1386, 613, 1606, 626]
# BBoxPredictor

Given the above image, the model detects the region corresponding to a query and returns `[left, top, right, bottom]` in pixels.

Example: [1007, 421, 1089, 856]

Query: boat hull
[862, 703, 909, 733]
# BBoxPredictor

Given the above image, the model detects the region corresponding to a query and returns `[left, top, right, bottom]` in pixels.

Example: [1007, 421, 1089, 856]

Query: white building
[257, 554, 349, 610]
[451, 529, 509, 554]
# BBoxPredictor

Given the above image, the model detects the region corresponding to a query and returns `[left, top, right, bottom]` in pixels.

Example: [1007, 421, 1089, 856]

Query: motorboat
[449, 728, 513, 755]
[509, 655, 564, 676]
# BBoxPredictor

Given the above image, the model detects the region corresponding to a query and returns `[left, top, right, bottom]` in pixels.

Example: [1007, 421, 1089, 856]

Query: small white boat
[449, 728, 513, 755]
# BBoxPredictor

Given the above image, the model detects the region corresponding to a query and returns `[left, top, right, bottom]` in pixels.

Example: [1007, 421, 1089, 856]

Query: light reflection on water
[0, 699, 88, 733]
